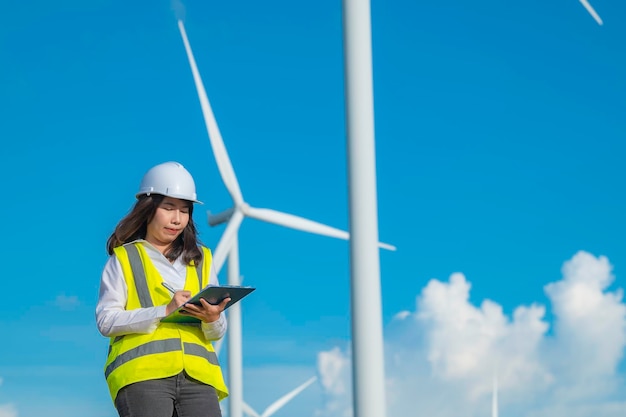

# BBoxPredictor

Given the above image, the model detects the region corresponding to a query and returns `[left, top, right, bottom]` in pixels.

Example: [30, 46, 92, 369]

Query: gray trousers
[115, 371, 222, 417]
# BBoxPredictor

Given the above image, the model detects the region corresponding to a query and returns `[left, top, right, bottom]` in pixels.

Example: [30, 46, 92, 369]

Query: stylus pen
[161, 282, 177, 294]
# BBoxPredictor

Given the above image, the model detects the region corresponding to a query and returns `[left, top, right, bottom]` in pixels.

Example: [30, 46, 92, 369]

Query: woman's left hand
[180, 297, 231, 323]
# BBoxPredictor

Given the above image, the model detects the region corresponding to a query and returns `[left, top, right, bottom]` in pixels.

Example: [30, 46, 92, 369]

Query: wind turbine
[492, 374, 498, 417]
[579, 0, 603, 25]
[241, 377, 318, 417]
[176, 19, 395, 417]
[213, 332, 317, 417]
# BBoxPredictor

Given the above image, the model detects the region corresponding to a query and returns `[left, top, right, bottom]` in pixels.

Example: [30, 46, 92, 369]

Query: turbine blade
[212, 210, 244, 274]
[242, 401, 262, 417]
[247, 207, 348, 239]
[177, 20, 245, 205]
[261, 376, 317, 417]
[246, 207, 397, 251]
[579, 0, 603, 25]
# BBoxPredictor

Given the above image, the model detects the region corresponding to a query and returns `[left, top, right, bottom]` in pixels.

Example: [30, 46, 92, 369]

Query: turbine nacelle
[207, 203, 255, 226]
[208, 203, 252, 226]
[207, 207, 235, 226]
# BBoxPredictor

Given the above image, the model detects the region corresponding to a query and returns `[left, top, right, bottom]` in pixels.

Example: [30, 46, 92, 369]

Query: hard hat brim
[136, 191, 203, 205]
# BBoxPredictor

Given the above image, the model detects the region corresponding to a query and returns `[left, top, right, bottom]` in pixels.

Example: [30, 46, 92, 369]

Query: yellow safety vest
[104, 242, 228, 402]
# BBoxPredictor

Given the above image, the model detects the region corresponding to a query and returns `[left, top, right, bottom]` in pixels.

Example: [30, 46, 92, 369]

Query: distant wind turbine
[579, 0, 603, 25]
[213, 332, 316, 417]
[176, 19, 395, 417]
[241, 377, 318, 417]
[492, 374, 498, 417]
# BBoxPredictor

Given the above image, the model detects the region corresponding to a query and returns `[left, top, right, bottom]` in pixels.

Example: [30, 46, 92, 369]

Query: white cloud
[542, 251, 626, 404]
[315, 251, 626, 417]
[53, 294, 80, 310]
[0, 378, 17, 417]
[392, 310, 411, 320]
[318, 347, 350, 396]
[546, 251, 626, 376]
[314, 347, 353, 417]
[171, 0, 186, 21]
[0, 404, 17, 417]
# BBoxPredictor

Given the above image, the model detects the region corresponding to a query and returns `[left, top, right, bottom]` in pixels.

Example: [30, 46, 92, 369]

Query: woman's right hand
[165, 290, 192, 315]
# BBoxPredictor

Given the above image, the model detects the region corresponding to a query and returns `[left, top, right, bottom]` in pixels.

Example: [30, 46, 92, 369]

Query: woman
[96, 161, 229, 417]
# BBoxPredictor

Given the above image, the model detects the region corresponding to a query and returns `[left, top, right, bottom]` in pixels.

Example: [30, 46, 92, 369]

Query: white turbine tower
[579, 0, 603, 25]
[342, 0, 388, 416]
[177, 19, 395, 417]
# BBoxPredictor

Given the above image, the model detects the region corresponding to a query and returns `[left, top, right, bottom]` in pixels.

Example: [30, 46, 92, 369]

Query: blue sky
[0, 1, 625, 416]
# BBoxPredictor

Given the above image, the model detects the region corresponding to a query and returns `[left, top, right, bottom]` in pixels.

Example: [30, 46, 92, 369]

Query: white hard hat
[136, 161, 202, 204]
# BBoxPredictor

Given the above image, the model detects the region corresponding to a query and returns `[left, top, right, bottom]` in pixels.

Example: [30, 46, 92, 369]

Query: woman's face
[145, 196, 191, 252]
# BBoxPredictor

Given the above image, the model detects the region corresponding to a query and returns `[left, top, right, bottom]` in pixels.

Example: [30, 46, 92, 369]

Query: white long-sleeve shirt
[95, 240, 226, 341]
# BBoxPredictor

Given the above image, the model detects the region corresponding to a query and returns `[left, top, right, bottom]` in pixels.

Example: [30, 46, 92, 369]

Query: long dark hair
[106, 194, 203, 265]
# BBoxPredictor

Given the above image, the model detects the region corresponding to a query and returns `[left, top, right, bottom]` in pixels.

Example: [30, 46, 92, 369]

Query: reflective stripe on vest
[105, 339, 180, 379]
[125, 244, 203, 308]
[124, 244, 153, 308]
[104, 339, 220, 379]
